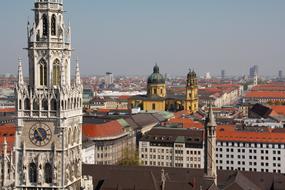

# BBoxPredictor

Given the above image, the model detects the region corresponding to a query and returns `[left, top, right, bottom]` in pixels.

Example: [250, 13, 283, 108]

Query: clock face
[29, 123, 52, 147]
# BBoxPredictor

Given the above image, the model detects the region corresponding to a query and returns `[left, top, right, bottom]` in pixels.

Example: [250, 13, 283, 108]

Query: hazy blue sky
[0, 0, 285, 76]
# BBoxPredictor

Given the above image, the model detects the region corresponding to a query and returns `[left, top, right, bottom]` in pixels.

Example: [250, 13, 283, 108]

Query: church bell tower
[15, 0, 83, 189]
[184, 69, 198, 112]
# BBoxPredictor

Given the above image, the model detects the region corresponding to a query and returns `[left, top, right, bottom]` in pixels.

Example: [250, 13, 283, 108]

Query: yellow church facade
[128, 65, 198, 113]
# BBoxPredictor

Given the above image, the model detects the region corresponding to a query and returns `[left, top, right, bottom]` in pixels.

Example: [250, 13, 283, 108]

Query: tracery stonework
[15, 0, 83, 189]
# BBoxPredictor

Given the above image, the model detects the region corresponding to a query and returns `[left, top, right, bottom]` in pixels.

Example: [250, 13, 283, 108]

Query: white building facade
[139, 127, 204, 169]
[216, 140, 285, 174]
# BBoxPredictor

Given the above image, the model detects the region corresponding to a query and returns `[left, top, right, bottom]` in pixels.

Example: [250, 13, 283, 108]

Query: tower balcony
[21, 110, 58, 118]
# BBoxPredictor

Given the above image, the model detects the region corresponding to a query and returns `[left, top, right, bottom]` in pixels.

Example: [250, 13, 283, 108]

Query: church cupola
[147, 64, 166, 98]
[147, 64, 165, 84]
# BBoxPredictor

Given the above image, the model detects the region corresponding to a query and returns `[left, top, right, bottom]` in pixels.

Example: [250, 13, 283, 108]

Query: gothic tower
[184, 69, 198, 112]
[15, 0, 83, 189]
[204, 105, 217, 185]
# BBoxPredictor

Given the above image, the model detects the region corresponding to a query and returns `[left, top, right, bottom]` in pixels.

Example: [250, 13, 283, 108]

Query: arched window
[65, 61, 68, 83]
[39, 59, 47, 86]
[53, 59, 60, 86]
[29, 163, 37, 183]
[74, 98, 77, 109]
[33, 99, 39, 110]
[42, 99, 48, 110]
[68, 128, 72, 145]
[51, 99, 57, 111]
[24, 98, 30, 110]
[44, 163, 53, 184]
[42, 14, 48, 36]
[74, 127, 77, 144]
[61, 100, 64, 110]
[19, 99, 22, 110]
[51, 14, 56, 36]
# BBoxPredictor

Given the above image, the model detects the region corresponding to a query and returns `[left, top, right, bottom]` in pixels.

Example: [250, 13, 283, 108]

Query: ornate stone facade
[14, 0, 83, 189]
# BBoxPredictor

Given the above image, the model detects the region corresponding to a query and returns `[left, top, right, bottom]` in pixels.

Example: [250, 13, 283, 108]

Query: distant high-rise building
[221, 70, 225, 80]
[249, 65, 259, 78]
[105, 72, 114, 87]
[205, 72, 211, 79]
[278, 70, 283, 79]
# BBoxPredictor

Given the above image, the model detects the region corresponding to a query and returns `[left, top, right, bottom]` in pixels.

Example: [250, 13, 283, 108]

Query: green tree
[118, 148, 140, 166]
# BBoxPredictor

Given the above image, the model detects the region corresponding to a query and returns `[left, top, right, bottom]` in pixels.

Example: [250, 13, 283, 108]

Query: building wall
[83, 134, 136, 165]
[216, 141, 285, 174]
[147, 84, 166, 98]
[143, 100, 166, 112]
[139, 141, 204, 169]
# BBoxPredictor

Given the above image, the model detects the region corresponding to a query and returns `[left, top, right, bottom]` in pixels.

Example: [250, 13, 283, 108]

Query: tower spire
[75, 57, 81, 86]
[18, 58, 24, 86]
[204, 104, 217, 185]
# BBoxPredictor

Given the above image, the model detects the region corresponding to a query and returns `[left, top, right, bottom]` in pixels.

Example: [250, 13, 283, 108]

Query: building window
[33, 99, 39, 110]
[19, 99, 22, 110]
[39, 59, 48, 86]
[42, 14, 48, 36]
[24, 98, 30, 110]
[51, 14, 56, 36]
[53, 59, 61, 85]
[44, 163, 53, 184]
[42, 99, 48, 110]
[51, 99, 57, 111]
[29, 163, 37, 183]
[152, 103, 156, 110]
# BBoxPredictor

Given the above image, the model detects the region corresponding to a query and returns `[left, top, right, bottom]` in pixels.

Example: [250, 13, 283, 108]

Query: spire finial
[153, 63, 159, 73]
[18, 58, 25, 86]
[75, 57, 81, 86]
[206, 104, 217, 127]
[3, 137, 7, 146]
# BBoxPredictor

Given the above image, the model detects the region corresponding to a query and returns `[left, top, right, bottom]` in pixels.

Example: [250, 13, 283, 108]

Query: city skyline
[0, 0, 285, 76]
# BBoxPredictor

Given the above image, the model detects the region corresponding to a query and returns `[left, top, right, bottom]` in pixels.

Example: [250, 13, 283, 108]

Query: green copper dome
[147, 64, 165, 84]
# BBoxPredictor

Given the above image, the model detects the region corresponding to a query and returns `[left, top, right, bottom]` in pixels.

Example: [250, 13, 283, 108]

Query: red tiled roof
[0, 124, 16, 136]
[252, 83, 285, 91]
[217, 125, 285, 143]
[83, 120, 124, 138]
[168, 118, 203, 129]
[97, 108, 128, 113]
[270, 106, 285, 116]
[0, 108, 16, 113]
[118, 96, 130, 100]
[173, 110, 191, 118]
[245, 91, 285, 99]
[0, 124, 16, 153]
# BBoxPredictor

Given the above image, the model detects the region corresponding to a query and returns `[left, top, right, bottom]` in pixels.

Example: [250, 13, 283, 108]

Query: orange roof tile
[270, 106, 285, 116]
[83, 120, 124, 138]
[217, 125, 285, 143]
[0, 124, 16, 137]
[0, 108, 16, 113]
[245, 91, 285, 99]
[168, 118, 203, 129]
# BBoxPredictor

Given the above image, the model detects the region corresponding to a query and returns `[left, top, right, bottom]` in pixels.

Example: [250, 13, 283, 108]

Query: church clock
[15, 0, 83, 189]
[29, 123, 52, 147]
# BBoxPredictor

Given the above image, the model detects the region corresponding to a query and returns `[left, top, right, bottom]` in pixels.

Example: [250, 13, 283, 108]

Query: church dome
[147, 64, 165, 84]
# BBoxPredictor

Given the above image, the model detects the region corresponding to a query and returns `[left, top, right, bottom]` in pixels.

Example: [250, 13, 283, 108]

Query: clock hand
[35, 128, 44, 140]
